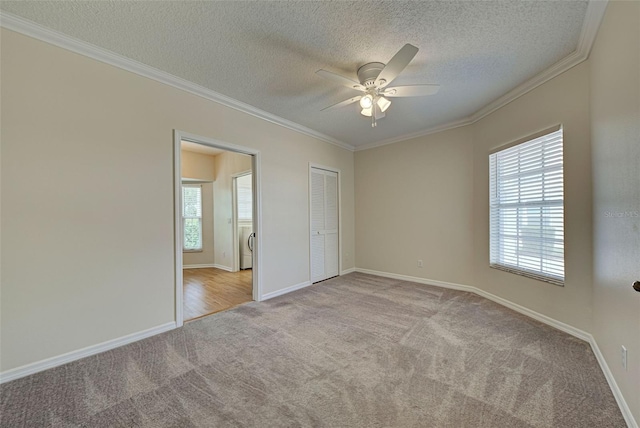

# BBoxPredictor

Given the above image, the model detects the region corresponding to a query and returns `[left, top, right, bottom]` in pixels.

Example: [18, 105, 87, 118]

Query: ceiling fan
[316, 44, 440, 127]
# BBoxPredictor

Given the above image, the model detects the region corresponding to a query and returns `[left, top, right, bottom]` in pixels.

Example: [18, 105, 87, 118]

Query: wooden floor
[183, 267, 252, 321]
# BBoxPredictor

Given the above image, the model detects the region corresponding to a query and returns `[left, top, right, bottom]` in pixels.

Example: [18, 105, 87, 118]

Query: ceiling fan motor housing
[357, 62, 386, 87]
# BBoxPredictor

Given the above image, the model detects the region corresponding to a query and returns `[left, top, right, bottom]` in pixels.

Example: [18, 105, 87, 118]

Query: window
[489, 127, 564, 285]
[237, 174, 252, 221]
[182, 185, 202, 251]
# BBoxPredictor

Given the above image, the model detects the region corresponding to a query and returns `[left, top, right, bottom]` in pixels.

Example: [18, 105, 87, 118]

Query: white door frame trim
[309, 163, 342, 283]
[174, 130, 263, 327]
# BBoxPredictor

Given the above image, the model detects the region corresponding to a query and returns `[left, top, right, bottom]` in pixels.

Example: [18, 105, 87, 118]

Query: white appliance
[240, 225, 254, 269]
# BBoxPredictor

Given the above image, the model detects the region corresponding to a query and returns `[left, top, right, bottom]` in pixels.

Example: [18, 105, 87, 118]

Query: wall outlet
[417, 260, 424, 268]
[621, 346, 627, 370]
[223, 251, 226, 258]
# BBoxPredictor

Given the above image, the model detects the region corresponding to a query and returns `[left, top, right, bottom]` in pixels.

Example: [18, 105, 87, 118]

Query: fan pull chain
[371, 100, 377, 127]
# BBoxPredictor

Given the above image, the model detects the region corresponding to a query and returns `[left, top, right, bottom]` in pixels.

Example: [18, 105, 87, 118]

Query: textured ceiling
[1, 1, 589, 148]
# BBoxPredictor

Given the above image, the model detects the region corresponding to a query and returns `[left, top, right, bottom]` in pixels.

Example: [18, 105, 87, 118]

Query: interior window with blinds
[182, 185, 203, 251]
[489, 127, 565, 285]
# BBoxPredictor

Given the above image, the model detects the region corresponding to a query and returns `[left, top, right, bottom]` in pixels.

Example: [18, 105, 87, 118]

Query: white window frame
[182, 184, 203, 252]
[489, 126, 565, 286]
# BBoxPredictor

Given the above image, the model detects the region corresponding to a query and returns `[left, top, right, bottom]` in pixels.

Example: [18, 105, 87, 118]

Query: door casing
[174, 130, 262, 327]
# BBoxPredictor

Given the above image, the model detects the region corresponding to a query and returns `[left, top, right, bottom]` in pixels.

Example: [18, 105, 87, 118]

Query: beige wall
[590, 1, 640, 422]
[472, 62, 593, 332]
[356, 62, 592, 331]
[181, 150, 216, 182]
[355, 5, 640, 417]
[213, 151, 252, 270]
[355, 126, 475, 285]
[0, 29, 355, 372]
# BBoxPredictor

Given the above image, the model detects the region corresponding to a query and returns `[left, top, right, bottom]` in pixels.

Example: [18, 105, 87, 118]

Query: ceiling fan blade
[316, 70, 365, 91]
[321, 95, 362, 111]
[383, 84, 440, 97]
[375, 44, 419, 88]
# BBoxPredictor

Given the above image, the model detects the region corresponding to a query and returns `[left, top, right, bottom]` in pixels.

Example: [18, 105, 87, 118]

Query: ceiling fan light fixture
[376, 96, 391, 112]
[359, 94, 373, 109]
[317, 44, 439, 128]
[360, 107, 372, 117]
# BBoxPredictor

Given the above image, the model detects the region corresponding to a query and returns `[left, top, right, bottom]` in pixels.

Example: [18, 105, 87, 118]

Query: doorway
[174, 131, 261, 327]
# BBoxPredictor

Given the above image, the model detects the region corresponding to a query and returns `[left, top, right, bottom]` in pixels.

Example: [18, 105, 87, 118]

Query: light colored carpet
[0, 273, 626, 427]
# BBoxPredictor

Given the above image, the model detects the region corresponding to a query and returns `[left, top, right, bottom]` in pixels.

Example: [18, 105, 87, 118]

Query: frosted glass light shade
[359, 94, 373, 109]
[377, 96, 391, 112]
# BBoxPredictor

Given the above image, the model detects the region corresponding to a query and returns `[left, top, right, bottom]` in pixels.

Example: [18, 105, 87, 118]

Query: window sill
[183, 249, 203, 253]
[490, 264, 564, 287]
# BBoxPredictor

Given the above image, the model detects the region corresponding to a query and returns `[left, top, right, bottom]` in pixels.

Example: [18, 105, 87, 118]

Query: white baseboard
[261, 280, 312, 301]
[589, 336, 638, 428]
[261, 269, 355, 301]
[354, 268, 636, 427]
[183, 263, 215, 269]
[182, 263, 234, 272]
[472, 286, 591, 342]
[355, 268, 476, 293]
[213, 264, 233, 272]
[0, 321, 176, 384]
[355, 268, 588, 339]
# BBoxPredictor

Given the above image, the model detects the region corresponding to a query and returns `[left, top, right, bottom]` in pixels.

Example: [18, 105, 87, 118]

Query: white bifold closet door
[310, 167, 339, 283]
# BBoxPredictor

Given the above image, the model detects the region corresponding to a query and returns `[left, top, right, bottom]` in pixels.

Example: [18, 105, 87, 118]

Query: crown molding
[355, 0, 608, 152]
[0, 12, 355, 152]
[1, 1, 607, 154]
[577, 0, 608, 58]
[467, 49, 585, 124]
[468, 1, 607, 124]
[354, 116, 473, 151]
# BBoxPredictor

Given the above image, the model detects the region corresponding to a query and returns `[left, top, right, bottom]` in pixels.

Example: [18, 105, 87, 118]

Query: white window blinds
[182, 185, 202, 251]
[237, 174, 252, 221]
[489, 128, 564, 285]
